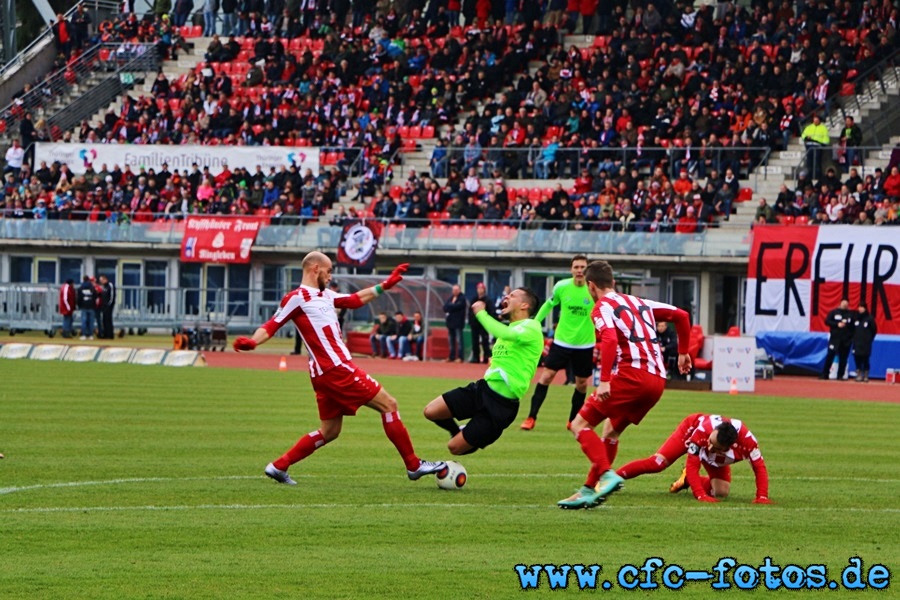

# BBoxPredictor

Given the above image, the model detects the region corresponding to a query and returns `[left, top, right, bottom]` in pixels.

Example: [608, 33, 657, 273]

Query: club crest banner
[336, 220, 383, 270]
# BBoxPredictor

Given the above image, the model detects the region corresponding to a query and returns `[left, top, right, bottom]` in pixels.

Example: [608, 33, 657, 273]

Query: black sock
[434, 418, 460, 437]
[528, 383, 549, 419]
[570, 390, 587, 422]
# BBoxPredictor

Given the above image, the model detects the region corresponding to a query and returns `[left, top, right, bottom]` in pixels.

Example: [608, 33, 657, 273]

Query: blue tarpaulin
[756, 332, 900, 380]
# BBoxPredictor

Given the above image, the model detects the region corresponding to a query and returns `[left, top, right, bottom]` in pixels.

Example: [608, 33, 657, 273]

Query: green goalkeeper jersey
[534, 278, 595, 349]
[474, 312, 544, 400]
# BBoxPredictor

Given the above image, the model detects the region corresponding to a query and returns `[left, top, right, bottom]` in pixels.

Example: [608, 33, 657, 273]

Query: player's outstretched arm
[532, 288, 559, 324]
[686, 453, 718, 503]
[336, 263, 410, 308]
[473, 301, 520, 340]
[749, 453, 771, 504]
[233, 327, 272, 352]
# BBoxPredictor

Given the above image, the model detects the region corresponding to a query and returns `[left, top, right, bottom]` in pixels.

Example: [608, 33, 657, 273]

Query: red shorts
[579, 367, 666, 431]
[312, 362, 382, 421]
[702, 463, 732, 482]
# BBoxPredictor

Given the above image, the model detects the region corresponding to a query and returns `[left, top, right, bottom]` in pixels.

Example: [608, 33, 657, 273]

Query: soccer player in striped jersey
[617, 413, 771, 504]
[233, 251, 445, 486]
[558, 260, 693, 509]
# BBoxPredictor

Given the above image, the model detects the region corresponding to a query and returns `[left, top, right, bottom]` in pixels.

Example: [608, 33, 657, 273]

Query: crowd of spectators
[0, 150, 346, 226]
[3, 0, 900, 231]
[758, 163, 900, 226]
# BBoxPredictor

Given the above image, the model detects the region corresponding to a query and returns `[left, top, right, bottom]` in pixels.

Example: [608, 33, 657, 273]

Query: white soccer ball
[435, 461, 467, 490]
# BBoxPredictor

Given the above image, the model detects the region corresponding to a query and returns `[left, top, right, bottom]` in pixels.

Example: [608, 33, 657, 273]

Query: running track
[203, 352, 900, 403]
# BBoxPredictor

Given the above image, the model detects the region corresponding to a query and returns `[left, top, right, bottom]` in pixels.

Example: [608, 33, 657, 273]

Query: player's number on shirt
[613, 304, 659, 345]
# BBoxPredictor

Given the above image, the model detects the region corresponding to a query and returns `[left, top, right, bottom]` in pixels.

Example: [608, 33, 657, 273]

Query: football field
[1, 361, 897, 598]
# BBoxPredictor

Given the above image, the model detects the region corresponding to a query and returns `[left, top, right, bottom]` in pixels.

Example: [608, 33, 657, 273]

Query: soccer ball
[436, 461, 467, 490]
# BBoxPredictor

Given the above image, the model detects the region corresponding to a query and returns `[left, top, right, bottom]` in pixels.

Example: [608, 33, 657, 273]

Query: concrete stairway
[79, 37, 212, 131]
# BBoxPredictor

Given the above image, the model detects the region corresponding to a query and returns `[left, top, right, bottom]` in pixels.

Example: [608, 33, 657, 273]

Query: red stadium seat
[688, 325, 713, 371]
[796, 215, 809, 225]
[738, 187, 753, 202]
[409, 126, 422, 138]
[398, 125, 410, 138]
[421, 125, 435, 138]
[191, 25, 202, 38]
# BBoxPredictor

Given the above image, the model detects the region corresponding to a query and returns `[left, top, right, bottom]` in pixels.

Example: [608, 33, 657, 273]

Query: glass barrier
[0, 214, 752, 257]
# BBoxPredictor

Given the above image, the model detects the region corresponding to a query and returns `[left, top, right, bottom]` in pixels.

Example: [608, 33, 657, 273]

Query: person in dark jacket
[851, 304, 877, 382]
[468, 282, 491, 363]
[656, 320, 678, 377]
[98, 274, 116, 340]
[369, 312, 397, 358]
[820, 298, 854, 380]
[389, 311, 413, 359]
[443, 284, 467, 362]
[77, 275, 98, 340]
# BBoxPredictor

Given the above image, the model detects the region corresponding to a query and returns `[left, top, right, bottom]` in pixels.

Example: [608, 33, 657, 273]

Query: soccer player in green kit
[520, 255, 595, 431]
[423, 287, 544, 454]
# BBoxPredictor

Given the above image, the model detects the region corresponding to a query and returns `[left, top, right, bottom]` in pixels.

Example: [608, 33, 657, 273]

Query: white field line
[2, 503, 898, 515]
[1, 474, 897, 497]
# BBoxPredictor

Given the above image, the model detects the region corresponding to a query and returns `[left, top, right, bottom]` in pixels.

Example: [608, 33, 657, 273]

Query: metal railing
[1, 2, 87, 79]
[0, 279, 455, 342]
[0, 42, 157, 139]
[791, 144, 897, 181]
[824, 47, 900, 147]
[428, 144, 775, 186]
[792, 47, 900, 181]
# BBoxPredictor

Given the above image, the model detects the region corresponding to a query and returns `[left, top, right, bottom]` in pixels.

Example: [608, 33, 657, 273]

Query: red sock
[576, 428, 609, 486]
[273, 430, 326, 471]
[602, 437, 619, 465]
[700, 476, 712, 495]
[586, 464, 602, 488]
[382, 411, 420, 471]
[616, 455, 666, 480]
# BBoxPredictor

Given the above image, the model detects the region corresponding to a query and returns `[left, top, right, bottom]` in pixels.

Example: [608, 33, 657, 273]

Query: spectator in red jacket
[675, 206, 699, 233]
[59, 279, 76, 338]
[883, 166, 900, 199]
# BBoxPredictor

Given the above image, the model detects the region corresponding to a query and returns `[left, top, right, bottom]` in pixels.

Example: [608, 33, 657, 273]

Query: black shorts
[543, 343, 595, 378]
[442, 379, 520, 449]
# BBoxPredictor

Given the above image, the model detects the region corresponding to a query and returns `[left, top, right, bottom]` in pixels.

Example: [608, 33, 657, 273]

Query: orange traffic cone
[729, 378, 738, 395]
[279, 356, 288, 372]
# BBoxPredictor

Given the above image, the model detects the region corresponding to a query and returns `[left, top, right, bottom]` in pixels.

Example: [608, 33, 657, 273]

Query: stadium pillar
[1, 0, 14, 63]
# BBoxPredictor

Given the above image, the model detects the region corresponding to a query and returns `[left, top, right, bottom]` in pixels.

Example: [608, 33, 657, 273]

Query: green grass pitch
[1, 362, 897, 598]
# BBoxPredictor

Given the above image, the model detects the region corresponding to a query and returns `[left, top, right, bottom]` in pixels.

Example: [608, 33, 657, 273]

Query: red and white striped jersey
[262, 285, 354, 377]
[686, 414, 763, 467]
[592, 292, 681, 379]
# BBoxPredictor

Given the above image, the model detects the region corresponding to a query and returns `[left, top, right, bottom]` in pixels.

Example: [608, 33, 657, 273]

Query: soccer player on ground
[233, 251, 445, 485]
[423, 287, 544, 454]
[617, 414, 771, 504]
[558, 260, 693, 509]
[520, 255, 595, 431]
